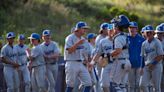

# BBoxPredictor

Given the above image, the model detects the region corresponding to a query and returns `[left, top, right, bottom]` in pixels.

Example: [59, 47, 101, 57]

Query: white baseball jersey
[95, 34, 106, 53]
[113, 33, 129, 59]
[141, 38, 164, 64]
[1, 44, 18, 66]
[40, 41, 60, 63]
[15, 44, 28, 65]
[97, 37, 113, 55]
[64, 33, 89, 61]
[31, 44, 46, 67]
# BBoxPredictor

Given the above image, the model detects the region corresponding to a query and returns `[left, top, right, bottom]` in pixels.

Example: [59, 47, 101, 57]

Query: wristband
[151, 60, 158, 65]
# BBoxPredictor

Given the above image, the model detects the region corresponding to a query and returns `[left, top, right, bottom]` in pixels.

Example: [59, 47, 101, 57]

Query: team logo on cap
[6, 32, 15, 39]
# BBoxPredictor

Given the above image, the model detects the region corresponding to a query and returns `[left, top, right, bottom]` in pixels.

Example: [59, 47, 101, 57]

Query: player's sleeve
[140, 42, 145, 57]
[96, 40, 103, 55]
[1, 47, 6, 58]
[31, 47, 40, 58]
[65, 36, 73, 50]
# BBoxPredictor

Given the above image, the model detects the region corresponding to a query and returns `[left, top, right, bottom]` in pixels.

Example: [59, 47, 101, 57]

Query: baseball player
[40, 30, 60, 92]
[93, 23, 109, 92]
[91, 24, 114, 92]
[127, 22, 145, 92]
[86, 33, 98, 92]
[86, 33, 97, 57]
[154, 24, 164, 91]
[109, 15, 131, 92]
[27, 33, 47, 92]
[64, 21, 92, 92]
[0, 37, 7, 91]
[140, 25, 164, 92]
[0, 32, 20, 92]
[15, 34, 31, 92]
[95, 22, 109, 77]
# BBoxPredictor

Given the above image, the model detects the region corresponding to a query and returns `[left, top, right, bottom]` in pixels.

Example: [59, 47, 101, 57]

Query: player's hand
[87, 64, 93, 72]
[88, 60, 95, 71]
[148, 64, 155, 71]
[50, 54, 60, 59]
[12, 62, 20, 68]
[44, 55, 50, 60]
[77, 39, 85, 45]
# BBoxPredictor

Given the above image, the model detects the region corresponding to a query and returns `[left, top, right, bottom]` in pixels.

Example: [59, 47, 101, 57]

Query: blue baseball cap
[144, 25, 154, 32]
[28, 33, 40, 40]
[155, 25, 164, 33]
[100, 23, 109, 30]
[87, 33, 97, 39]
[129, 22, 138, 28]
[18, 34, 25, 40]
[42, 29, 51, 36]
[6, 32, 15, 39]
[100, 23, 114, 30]
[75, 21, 90, 31]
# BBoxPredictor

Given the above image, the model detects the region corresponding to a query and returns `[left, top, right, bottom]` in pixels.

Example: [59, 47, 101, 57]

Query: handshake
[89, 53, 111, 69]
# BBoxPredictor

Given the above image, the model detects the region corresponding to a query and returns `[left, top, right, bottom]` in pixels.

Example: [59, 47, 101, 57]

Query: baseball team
[0, 15, 164, 92]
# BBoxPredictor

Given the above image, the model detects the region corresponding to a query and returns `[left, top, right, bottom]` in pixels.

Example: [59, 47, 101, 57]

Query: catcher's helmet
[111, 15, 130, 29]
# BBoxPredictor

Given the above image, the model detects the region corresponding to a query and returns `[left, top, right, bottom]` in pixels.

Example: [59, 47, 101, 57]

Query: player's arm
[151, 40, 164, 64]
[1, 56, 19, 67]
[28, 56, 35, 61]
[148, 55, 163, 71]
[67, 39, 85, 54]
[152, 55, 163, 64]
[1, 56, 13, 64]
[110, 48, 122, 57]
[50, 43, 61, 60]
[45, 53, 60, 62]
[90, 53, 101, 64]
[26, 48, 35, 61]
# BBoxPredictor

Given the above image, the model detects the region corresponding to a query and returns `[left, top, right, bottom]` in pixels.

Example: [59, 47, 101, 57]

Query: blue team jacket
[128, 34, 145, 68]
